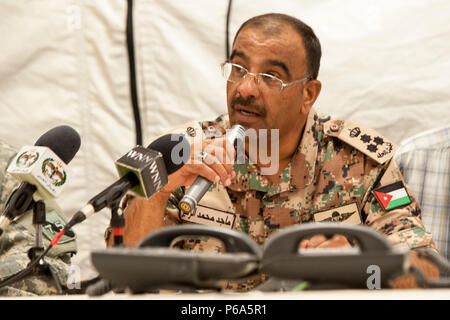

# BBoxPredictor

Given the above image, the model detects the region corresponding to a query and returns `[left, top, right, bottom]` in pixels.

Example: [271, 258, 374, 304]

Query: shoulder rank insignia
[313, 202, 362, 224]
[338, 120, 397, 164]
[373, 181, 412, 211]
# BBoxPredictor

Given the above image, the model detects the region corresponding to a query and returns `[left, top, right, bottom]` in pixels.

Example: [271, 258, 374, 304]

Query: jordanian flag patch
[373, 181, 412, 211]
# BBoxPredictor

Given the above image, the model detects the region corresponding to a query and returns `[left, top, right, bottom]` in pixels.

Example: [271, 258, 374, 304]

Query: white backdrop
[0, 0, 449, 280]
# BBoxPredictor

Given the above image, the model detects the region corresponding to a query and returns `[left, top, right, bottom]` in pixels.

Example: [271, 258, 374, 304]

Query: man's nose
[236, 74, 261, 99]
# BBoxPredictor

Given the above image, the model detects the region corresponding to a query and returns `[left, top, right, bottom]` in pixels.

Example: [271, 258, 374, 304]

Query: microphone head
[6, 126, 81, 200]
[34, 125, 81, 164]
[147, 133, 190, 175]
[114, 133, 190, 200]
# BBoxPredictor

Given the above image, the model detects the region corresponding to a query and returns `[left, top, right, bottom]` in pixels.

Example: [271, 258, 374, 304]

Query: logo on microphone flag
[16, 149, 39, 168]
[7, 145, 69, 199]
[373, 181, 411, 211]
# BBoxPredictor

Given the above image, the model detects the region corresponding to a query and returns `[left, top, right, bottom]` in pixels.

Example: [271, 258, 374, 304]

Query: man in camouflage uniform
[0, 140, 77, 296]
[116, 13, 439, 291]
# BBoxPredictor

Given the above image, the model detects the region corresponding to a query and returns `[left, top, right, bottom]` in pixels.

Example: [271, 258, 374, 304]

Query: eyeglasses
[221, 61, 311, 92]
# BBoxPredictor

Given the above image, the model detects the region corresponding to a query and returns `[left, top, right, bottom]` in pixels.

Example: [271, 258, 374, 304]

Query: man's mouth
[230, 97, 266, 124]
[236, 106, 261, 116]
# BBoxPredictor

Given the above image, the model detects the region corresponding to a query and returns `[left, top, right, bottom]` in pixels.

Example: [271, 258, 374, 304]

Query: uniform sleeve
[0, 141, 20, 210]
[362, 158, 437, 252]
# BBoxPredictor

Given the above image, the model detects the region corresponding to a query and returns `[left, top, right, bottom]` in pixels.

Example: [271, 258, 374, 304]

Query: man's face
[227, 25, 310, 142]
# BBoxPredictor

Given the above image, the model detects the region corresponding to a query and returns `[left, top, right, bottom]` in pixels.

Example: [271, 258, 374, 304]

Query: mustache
[231, 96, 266, 117]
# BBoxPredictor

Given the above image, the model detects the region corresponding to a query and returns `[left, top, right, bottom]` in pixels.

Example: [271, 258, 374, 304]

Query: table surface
[2, 288, 449, 300]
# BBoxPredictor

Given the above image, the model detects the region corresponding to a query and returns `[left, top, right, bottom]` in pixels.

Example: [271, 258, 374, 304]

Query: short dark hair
[232, 13, 322, 80]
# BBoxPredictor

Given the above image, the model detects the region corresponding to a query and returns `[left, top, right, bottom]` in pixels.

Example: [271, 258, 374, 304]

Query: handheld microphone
[0, 126, 81, 236]
[64, 133, 190, 230]
[179, 124, 245, 214]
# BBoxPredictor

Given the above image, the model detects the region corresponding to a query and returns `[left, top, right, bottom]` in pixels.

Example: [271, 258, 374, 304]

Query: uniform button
[330, 124, 339, 132]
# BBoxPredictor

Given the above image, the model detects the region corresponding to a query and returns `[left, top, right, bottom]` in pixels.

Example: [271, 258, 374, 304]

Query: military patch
[180, 204, 235, 229]
[338, 121, 397, 164]
[313, 202, 362, 224]
[373, 181, 412, 211]
[42, 210, 76, 244]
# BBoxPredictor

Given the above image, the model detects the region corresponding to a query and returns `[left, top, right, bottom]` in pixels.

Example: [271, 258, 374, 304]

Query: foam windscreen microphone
[0, 125, 81, 236]
[64, 133, 190, 230]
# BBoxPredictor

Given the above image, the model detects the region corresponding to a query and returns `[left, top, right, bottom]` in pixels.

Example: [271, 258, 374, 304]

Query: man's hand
[118, 135, 236, 248]
[160, 136, 236, 194]
[389, 250, 440, 288]
[299, 234, 352, 249]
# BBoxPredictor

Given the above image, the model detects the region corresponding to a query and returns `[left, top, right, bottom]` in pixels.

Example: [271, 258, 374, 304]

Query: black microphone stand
[105, 183, 129, 247]
[86, 183, 129, 296]
[26, 199, 64, 293]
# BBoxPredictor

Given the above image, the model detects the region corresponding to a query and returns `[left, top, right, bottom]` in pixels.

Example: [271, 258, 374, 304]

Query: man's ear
[301, 80, 322, 114]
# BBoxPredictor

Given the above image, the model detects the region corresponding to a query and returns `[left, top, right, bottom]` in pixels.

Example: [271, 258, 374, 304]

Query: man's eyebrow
[229, 49, 247, 61]
[266, 59, 290, 79]
[229, 50, 291, 79]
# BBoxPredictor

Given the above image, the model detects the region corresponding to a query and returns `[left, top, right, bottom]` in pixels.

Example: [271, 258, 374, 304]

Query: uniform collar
[228, 109, 319, 195]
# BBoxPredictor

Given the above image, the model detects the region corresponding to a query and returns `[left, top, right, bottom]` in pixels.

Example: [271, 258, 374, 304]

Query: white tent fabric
[0, 0, 449, 280]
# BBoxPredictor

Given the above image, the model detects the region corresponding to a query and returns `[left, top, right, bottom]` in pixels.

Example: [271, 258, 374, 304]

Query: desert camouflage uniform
[0, 140, 77, 296]
[161, 109, 436, 291]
